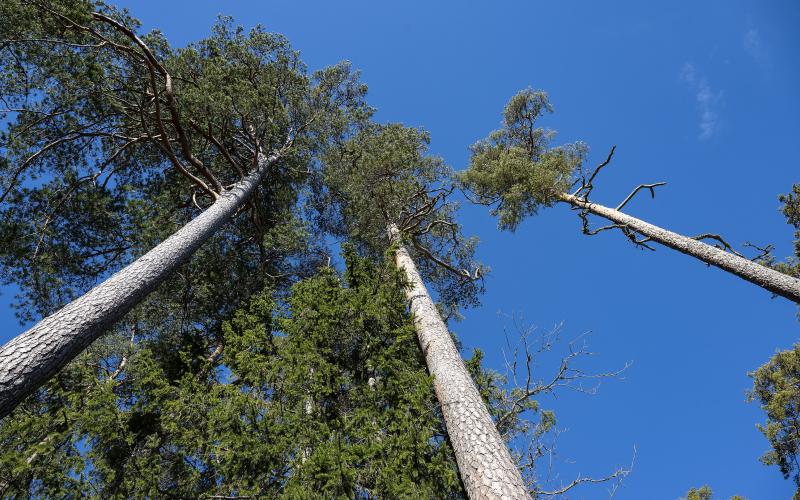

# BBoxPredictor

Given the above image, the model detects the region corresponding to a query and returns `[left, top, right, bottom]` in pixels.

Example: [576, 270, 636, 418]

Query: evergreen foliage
[680, 485, 744, 500]
[0, 249, 465, 497]
[460, 88, 587, 231]
[774, 184, 800, 279]
[319, 122, 483, 314]
[748, 185, 800, 498]
[750, 344, 800, 498]
[0, 0, 367, 323]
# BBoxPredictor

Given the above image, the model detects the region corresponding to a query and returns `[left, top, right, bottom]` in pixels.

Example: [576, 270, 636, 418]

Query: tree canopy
[459, 88, 587, 231]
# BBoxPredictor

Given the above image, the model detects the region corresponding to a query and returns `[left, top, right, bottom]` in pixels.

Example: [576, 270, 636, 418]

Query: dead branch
[690, 233, 745, 258]
[571, 145, 616, 199]
[497, 324, 630, 432]
[535, 446, 636, 498]
[743, 241, 775, 263]
[410, 237, 482, 281]
[577, 208, 656, 251]
[615, 182, 667, 211]
[493, 317, 633, 497]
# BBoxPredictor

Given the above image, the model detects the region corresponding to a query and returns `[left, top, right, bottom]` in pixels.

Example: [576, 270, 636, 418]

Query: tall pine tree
[460, 89, 800, 303]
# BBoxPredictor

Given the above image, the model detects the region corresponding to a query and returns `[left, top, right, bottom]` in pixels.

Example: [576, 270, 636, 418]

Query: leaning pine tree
[0, 0, 366, 417]
[460, 89, 800, 304]
[320, 123, 530, 498]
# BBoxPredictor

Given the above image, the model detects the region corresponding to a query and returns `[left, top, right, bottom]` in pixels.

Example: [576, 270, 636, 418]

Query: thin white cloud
[744, 27, 768, 63]
[680, 63, 722, 141]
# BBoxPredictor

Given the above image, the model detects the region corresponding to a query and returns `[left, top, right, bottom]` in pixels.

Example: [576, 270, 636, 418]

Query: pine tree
[0, 1, 367, 417]
[748, 184, 800, 499]
[321, 124, 529, 498]
[460, 89, 800, 303]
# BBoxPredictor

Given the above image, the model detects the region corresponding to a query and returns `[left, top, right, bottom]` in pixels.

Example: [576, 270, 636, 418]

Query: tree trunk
[0, 150, 282, 419]
[388, 224, 529, 499]
[558, 192, 800, 303]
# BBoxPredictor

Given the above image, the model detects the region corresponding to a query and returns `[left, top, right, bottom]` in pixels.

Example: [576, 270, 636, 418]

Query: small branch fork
[568, 146, 770, 259]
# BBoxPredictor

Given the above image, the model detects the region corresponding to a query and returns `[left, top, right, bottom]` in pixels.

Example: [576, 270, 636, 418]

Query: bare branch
[572, 145, 616, 198]
[743, 241, 775, 263]
[535, 446, 636, 498]
[615, 182, 667, 211]
[410, 237, 481, 281]
[690, 233, 745, 258]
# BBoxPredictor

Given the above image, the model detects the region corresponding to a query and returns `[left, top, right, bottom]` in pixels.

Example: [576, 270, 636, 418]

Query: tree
[771, 184, 800, 281]
[320, 123, 530, 497]
[683, 485, 714, 500]
[679, 485, 745, 500]
[273, 248, 465, 497]
[0, 0, 367, 418]
[0, 248, 467, 497]
[460, 88, 800, 304]
[747, 184, 800, 498]
[749, 345, 800, 499]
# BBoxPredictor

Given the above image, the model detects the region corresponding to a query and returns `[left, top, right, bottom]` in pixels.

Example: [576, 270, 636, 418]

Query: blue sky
[2, 1, 799, 497]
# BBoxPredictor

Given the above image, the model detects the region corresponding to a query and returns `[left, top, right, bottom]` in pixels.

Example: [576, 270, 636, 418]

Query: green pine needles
[460, 88, 587, 231]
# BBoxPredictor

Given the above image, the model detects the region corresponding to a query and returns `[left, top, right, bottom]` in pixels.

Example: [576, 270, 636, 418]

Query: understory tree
[0, 249, 464, 497]
[460, 89, 800, 304]
[0, 0, 366, 417]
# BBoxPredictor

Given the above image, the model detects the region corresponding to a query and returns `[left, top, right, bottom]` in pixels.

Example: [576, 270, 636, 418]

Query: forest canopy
[1, 1, 798, 499]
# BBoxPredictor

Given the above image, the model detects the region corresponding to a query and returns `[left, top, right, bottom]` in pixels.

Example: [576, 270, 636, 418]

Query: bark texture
[388, 224, 529, 499]
[559, 192, 800, 303]
[0, 151, 281, 419]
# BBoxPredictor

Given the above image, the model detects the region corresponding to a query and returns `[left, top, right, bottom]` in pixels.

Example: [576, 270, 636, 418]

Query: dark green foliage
[0, 4, 625, 497]
[773, 184, 800, 279]
[0, 1, 367, 322]
[684, 486, 714, 500]
[460, 88, 587, 231]
[747, 185, 800, 496]
[274, 248, 463, 497]
[0, 249, 465, 497]
[749, 345, 800, 497]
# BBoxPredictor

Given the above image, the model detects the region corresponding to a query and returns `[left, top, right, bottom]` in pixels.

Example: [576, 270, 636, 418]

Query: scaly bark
[559, 192, 800, 303]
[388, 224, 529, 499]
[0, 150, 282, 419]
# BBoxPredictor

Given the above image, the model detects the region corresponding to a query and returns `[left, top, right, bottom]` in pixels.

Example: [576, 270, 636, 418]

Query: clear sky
[2, 1, 799, 498]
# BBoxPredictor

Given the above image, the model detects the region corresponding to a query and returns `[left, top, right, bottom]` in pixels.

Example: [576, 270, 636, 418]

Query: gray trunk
[0, 150, 281, 419]
[388, 224, 529, 499]
[559, 192, 800, 303]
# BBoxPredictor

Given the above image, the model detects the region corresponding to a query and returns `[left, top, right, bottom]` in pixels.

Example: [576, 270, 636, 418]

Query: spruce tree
[0, 247, 468, 497]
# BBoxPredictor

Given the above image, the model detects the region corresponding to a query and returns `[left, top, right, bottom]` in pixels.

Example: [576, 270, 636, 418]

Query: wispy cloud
[680, 63, 722, 140]
[743, 27, 768, 63]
